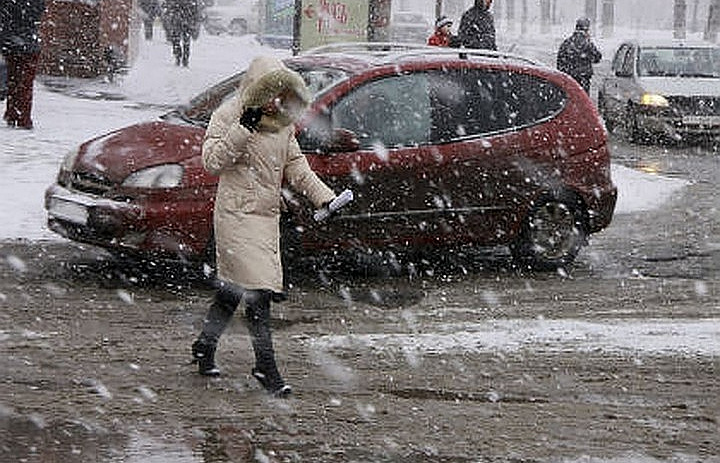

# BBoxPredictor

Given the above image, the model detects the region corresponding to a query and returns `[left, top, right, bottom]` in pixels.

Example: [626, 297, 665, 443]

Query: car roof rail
[301, 41, 540, 66]
[302, 42, 430, 55]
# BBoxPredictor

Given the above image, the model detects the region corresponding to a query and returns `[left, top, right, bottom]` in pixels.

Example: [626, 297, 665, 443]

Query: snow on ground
[1, 33, 281, 241]
[311, 317, 720, 358]
[0, 27, 688, 242]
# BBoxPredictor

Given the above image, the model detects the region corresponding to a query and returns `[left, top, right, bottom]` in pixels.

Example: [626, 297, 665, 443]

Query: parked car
[0, 55, 7, 101]
[45, 44, 617, 271]
[389, 12, 433, 44]
[202, 0, 259, 36]
[599, 39, 720, 142]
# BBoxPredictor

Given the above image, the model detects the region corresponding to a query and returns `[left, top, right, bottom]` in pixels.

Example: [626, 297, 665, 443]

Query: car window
[428, 68, 567, 141]
[331, 73, 431, 149]
[612, 44, 631, 74]
[638, 47, 720, 77]
[619, 46, 636, 76]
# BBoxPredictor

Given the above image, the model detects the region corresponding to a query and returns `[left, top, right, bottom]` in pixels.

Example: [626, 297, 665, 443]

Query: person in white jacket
[191, 56, 337, 397]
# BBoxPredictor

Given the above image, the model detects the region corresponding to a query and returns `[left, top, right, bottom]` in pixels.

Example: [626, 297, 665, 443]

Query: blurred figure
[458, 0, 496, 51]
[139, 0, 161, 40]
[162, 0, 201, 67]
[0, 0, 45, 129]
[557, 18, 602, 94]
[427, 16, 457, 47]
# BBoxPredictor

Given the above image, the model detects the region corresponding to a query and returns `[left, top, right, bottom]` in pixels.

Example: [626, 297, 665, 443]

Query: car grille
[667, 96, 720, 116]
[69, 171, 115, 195]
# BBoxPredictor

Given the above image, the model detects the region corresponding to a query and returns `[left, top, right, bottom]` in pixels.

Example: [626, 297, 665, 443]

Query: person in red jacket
[427, 16, 455, 47]
[1, 0, 46, 129]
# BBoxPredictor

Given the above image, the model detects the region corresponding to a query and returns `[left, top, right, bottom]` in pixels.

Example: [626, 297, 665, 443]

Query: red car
[45, 44, 617, 270]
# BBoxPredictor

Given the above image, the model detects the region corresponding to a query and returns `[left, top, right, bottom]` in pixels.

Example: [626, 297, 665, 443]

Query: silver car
[599, 39, 720, 142]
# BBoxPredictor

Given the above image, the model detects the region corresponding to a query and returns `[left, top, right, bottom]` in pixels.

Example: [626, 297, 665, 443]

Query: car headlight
[640, 93, 669, 107]
[122, 164, 184, 188]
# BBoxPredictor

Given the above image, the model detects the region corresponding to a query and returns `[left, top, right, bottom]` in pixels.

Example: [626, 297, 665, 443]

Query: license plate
[48, 197, 89, 225]
[682, 115, 720, 126]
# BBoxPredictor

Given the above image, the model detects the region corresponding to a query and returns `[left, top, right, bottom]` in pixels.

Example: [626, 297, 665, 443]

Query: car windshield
[172, 65, 348, 127]
[393, 13, 428, 24]
[638, 46, 720, 77]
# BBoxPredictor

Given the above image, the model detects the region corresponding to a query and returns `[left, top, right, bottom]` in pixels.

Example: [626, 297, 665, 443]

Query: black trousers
[170, 30, 191, 66]
[198, 285, 279, 375]
[574, 75, 592, 95]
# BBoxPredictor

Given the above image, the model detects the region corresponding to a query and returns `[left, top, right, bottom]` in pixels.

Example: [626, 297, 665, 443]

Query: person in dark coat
[162, 0, 201, 67]
[556, 18, 602, 94]
[139, 0, 161, 40]
[0, 0, 45, 129]
[457, 0, 496, 51]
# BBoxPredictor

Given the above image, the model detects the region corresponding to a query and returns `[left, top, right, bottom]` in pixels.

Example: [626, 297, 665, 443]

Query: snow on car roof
[298, 42, 541, 68]
[627, 38, 720, 49]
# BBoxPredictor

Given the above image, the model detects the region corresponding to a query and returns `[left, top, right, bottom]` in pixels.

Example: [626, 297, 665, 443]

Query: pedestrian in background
[162, 0, 201, 67]
[0, 0, 45, 129]
[191, 56, 339, 397]
[427, 16, 457, 47]
[557, 18, 602, 94]
[457, 0, 496, 51]
[139, 0, 161, 41]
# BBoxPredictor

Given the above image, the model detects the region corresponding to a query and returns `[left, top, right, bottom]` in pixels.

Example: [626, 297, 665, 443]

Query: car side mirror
[325, 128, 360, 153]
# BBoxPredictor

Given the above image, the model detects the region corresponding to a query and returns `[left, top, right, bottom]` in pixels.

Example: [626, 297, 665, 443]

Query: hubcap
[528, 202, 581, 260]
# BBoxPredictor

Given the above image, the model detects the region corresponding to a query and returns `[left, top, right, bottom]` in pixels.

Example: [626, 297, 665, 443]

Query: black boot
[252, 367, 292, 397]
[191, 340, 220, 377]
[191, 285, 242, 377]
[245, 290, 291, 397]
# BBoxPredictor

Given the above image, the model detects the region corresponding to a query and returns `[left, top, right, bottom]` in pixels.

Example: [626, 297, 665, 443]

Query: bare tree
[674, 0, 687, 38]
[506, 0, 515, 33]
[585, 0, 597, 35]
[540, 0, 551, 34]
[601, 0, 614, 37]
[705, 0, 720, 41]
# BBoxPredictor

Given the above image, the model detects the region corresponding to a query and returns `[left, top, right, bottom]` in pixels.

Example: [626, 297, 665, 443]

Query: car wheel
[510, 195, 588, 271]
[598, 93, 614, 133]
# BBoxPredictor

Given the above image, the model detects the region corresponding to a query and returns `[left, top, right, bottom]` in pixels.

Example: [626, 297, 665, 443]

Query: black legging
[198, 285, 279, 375]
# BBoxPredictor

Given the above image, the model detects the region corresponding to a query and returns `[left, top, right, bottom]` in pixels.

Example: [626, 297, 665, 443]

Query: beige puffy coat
[203, 56, 335, 293]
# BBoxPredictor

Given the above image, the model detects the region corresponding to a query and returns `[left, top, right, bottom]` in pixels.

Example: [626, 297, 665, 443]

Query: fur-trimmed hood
[238, 56, 311, 130]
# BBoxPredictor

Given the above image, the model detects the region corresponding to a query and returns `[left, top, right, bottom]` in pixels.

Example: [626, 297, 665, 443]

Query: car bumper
[637, 112, 720, 137]
[45, 184, 210, 259]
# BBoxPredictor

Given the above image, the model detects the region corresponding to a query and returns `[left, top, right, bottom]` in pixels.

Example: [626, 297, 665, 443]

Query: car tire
[510, 194, 588, 271]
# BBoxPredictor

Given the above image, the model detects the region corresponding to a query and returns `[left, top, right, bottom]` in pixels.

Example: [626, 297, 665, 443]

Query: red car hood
[75, 121, 205, 182]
